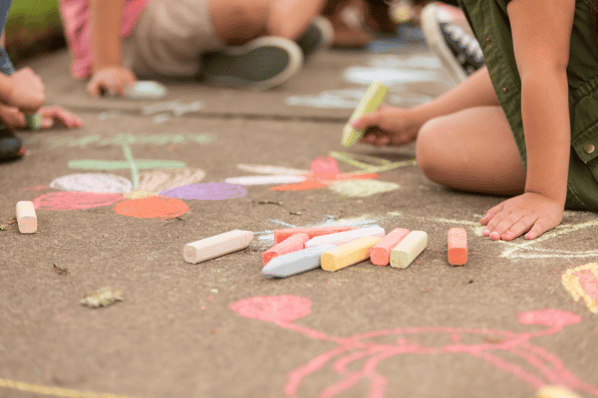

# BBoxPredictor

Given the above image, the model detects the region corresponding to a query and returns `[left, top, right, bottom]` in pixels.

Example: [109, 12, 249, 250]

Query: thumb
[351, 110, 381, 130]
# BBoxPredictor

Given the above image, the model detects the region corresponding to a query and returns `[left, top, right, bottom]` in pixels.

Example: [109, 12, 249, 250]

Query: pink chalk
[310, 156, 340, 179]
[448, 228, 468, 266]
[370, 228, 410, 266]
[274, 225, 357, 245]
[262, 233, 310, 266]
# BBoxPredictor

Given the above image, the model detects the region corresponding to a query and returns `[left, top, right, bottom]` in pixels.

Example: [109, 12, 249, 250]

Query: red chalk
[262, 233, 310, 266]
[448, 228, 468, 266]
[370, 228, 410, 266]
[274, 225, 357, 245]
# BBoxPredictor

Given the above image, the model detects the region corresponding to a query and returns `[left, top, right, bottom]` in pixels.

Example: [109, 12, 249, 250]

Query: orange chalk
[274, 225, 357, 244]
[371, 228, 410, 266]
[262, 233, 310, 266]
[448, 228, 467, 266]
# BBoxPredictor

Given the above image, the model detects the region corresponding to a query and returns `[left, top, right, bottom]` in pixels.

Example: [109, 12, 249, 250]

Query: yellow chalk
[341, 81, 388, 147]
[390, 230, 427, 269]
[536, 386, 583, 398]
[321, 236, 381, 272]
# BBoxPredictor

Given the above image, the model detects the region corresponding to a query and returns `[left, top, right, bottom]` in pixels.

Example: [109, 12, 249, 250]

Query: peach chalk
[448, 228, 467, 266]
[16, 201, 37, 234]
[184, 230, 253, 264]
[537, 386, 582, 398]
[321, 236, 381, 272]
[371, 228, 410, 266]
[262, 233, 310, 266]
[274, 225, 357, 244]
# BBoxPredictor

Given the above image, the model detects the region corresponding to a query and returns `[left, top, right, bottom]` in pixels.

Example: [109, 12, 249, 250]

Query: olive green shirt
[458, 0, 598, 210]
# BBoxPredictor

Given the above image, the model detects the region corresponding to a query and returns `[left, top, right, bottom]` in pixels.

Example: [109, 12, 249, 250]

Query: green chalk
[25, 113, 42, 131]
[341, 81, 388, 147]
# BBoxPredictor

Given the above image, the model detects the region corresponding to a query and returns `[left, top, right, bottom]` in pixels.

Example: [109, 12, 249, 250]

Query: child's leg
[416, 106, 526, 195]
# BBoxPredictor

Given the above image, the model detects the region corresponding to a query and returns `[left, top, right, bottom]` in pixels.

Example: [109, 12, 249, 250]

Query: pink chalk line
[229, 295, 598, 398]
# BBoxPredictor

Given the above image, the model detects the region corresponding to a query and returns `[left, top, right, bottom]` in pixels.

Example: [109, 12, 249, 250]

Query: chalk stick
[274, 225, 357, 244]
[262, 244, 336, 278]
[448, 227, 467, 266]
[15, 201, 37, 234]
[371, 228, 410, 266]
[25, 113, 42, 131]
[390, 230, 427, 269]
[321, 236, 382, 272]
[183, 230, 253, 264]
[341, 81, 388, 147]
[537, 386, 583, 398]
[124, 81, 168, 100]
[305, 226, 385, 248]
[262, 232, 310, 266]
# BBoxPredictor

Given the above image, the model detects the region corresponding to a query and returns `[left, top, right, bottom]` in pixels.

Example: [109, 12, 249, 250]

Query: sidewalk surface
[1, 32, 598, 398]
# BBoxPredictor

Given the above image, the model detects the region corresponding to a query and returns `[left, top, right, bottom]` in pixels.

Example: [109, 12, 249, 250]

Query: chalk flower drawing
[230, 295, 598, 398]
[562, 263, 598, 314]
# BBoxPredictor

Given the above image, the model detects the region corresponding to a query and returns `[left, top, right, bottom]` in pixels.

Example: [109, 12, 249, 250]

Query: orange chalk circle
[448, 227, 468, 266]
[113, 196, 189, 219]
[562, 263, 598, 314]
[262, 233, 310, 266]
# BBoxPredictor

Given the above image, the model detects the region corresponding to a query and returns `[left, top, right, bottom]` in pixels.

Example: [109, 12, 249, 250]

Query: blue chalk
[262, 244, 336, 278]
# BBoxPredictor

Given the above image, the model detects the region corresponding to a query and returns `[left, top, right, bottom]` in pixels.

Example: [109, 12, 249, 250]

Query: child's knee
[416, 117, 446, 181]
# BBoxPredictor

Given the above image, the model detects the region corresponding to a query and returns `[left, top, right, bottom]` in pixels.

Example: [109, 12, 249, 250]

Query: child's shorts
[129, 0, 225, 78]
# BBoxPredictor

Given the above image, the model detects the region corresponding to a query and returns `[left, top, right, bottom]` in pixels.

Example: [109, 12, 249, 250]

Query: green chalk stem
[328, 151, 373, 170]
[341, 81, 389, 147]
[336, 159, 418, 176]
[122, 144, 139, 191]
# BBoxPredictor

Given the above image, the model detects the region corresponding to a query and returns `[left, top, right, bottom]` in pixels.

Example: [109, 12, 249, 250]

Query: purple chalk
[160, 183, 247, 200]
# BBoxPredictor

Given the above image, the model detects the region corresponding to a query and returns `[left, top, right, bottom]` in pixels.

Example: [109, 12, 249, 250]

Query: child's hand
[351, 105, 420, 147]
[4, 67, 45, 113]
[0, 104, 84, 130]
[87, 66, 136, 97]
[480, 192, 564, 241]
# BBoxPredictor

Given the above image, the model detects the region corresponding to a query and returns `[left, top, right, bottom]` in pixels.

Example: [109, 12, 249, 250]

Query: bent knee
[416, 117, 449, 183]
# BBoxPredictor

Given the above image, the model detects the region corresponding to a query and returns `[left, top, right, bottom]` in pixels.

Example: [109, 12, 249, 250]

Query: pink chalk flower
[229, 295, 312, 323]
[518, 309, 581, 329]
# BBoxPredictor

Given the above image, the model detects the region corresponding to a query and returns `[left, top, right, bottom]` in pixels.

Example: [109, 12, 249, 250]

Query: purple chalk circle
[159, 182, 247, 200]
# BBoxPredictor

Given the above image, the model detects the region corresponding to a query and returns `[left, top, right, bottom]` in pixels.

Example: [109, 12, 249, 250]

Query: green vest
[458, 0, 598, 210]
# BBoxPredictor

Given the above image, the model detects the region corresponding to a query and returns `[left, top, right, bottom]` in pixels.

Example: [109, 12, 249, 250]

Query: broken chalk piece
[274, 225, 357, 245]
[305, 226, 385, 248]
[371, 228, 410, 266]
[16, 201, 37, 234]
[25, 113, 42, 131]
[448, 227, 468, 266]
[184, 230, 253, 264]
[536, 386, 583, 398]
[262, 232, 310, 266]
[124, 81, 168, 100]
[341, 81, 389, 147]
[262, 244, 336, 278]
[390, 230, 428, 269]
[321, 236, 382, 272]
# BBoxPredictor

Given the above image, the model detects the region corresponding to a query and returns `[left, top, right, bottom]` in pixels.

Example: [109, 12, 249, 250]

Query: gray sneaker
[200, 36, 304, 91]
[421, 3, 484, 84]
[296, 16, 334, 58]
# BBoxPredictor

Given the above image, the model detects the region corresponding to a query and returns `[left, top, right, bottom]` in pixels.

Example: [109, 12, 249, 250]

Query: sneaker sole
[201, 37, 304, 91]
[421, 3, 468, 85]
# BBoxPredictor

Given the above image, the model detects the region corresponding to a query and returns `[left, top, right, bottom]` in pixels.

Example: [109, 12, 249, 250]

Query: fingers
[39, 106, 85, 129]
[351, 109, 382, 131]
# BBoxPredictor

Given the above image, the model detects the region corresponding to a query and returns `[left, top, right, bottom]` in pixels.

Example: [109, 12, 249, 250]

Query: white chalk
[183, 230, 253, 264]
[305, 226, 385, 248]
[16, 201, 37, 234]
[262, 244, 336, 278]
[125, 81, 168, 100]
[390, 230, 427, 269]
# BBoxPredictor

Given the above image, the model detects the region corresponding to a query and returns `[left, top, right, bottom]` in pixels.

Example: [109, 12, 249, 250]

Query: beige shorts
[128, 0, 225, 78]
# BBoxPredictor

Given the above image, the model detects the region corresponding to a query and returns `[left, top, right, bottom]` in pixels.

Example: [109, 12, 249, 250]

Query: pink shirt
[59, 0, 150, 79]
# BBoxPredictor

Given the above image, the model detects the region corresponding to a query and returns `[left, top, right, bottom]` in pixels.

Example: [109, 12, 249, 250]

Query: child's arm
[267, 0, 327, 40]
[480, 0, 575, 241]
[351, 65, 500, 146]
[87, 0, 135, 97]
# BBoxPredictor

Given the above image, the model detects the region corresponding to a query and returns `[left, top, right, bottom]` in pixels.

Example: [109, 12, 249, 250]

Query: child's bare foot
[351, 105, 421, 147]
[480, 192, 564, 241]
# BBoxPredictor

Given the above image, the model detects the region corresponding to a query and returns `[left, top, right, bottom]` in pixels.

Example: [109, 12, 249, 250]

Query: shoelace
[444, 24, 484, 63]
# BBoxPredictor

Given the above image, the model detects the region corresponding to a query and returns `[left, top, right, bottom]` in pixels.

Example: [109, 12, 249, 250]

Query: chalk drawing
[285, 89, 432, 109]
[237, 164, 309, 175]
[134, 168, 206, 195]
[98, 110, 124, 120]
[42, 132, 213, 149]
[344, 67, 444, 87]
[113, 196, 189, 219]
[0, 378, 135, 398]
[224, 175, 307, 186]
[368, 54, 443, 70]
[230, 295, 598, 398]
[160, 182, 247, 200]
[152, 113, 172, 124]
[562, 263, 598, 314]
[49, 173, 132, 194]
[33, 192, 124, 211]
[328, 179, 400, 197]
[310, 156, 340, 178]
[142, 100, 202, 117]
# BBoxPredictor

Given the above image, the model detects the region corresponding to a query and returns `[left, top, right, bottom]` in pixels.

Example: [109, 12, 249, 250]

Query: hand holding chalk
[341, 81, 388, 147]
[350, 105, 421, 147]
